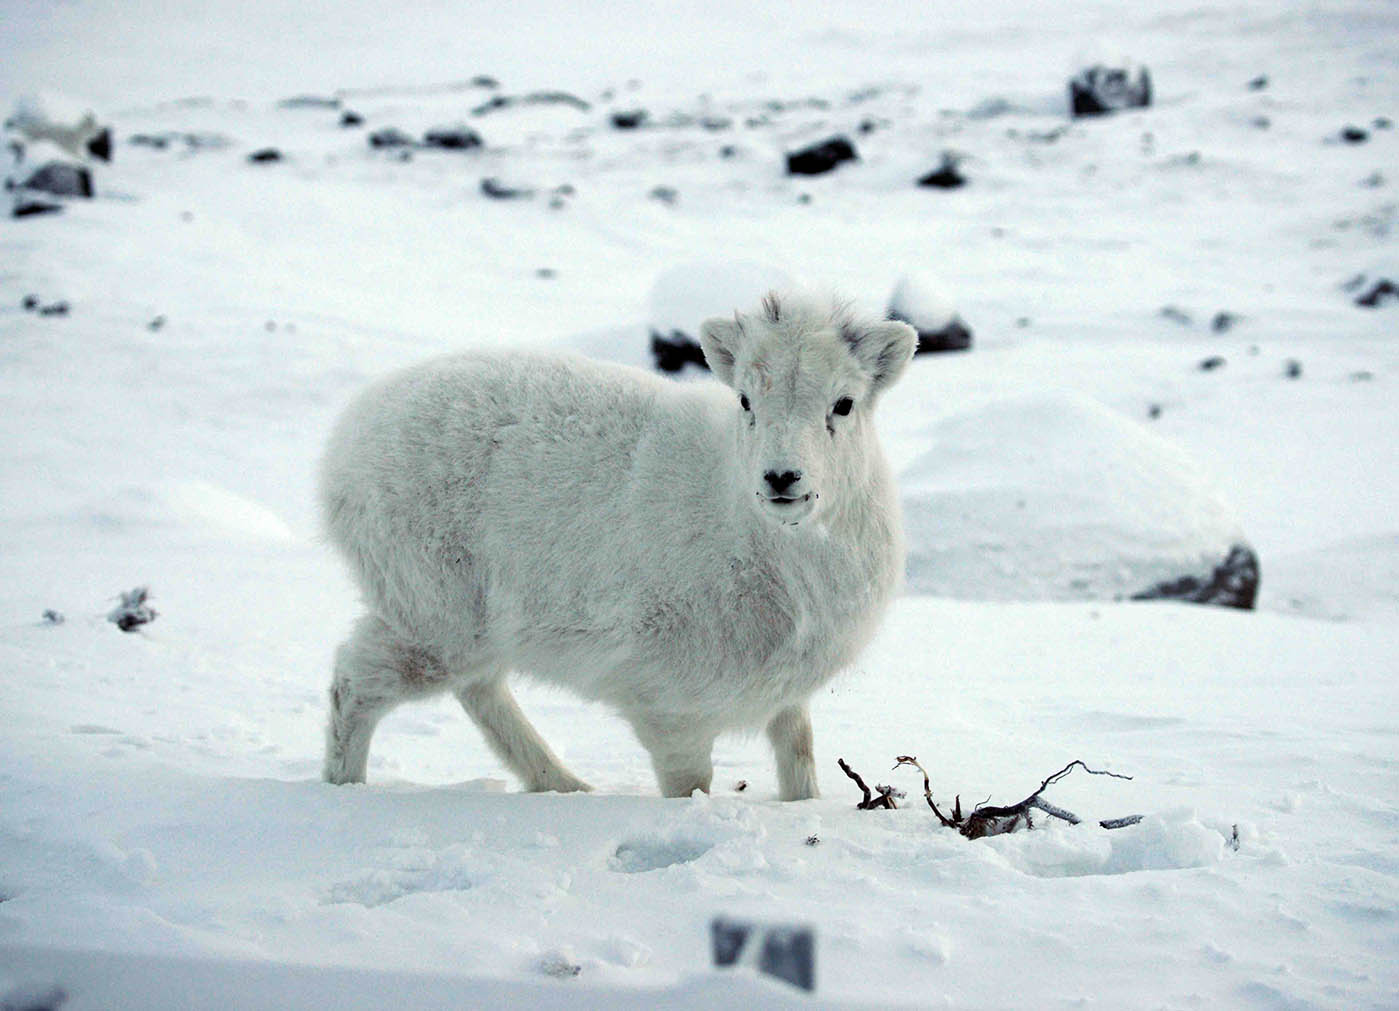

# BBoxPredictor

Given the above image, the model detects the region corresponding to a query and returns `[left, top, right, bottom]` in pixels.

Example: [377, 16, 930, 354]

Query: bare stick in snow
[837, 757, 899, 809]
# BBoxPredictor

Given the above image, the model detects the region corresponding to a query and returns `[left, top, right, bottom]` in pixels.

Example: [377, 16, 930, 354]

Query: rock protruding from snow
[887, 275, 973, 353]
[785, 136, 858, 176]
[107, 587, 157, 632]
[645, 261, 795, 372]
[900, 392, 1258, 608]
[1069, 65, 1153, 118]
[6, 93, 112, 161]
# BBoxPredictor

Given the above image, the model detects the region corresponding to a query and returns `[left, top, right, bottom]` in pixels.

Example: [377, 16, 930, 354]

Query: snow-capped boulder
[646, 261, 795, 373]
[1069, 64, 1153, 118]
[901, 392, 1259, 608]
[5, 93, 111, 161]
[6, 139, 93, 206]
[887, 275, 973, 353]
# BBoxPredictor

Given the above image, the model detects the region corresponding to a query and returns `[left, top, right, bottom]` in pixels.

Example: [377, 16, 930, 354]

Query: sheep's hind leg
[767, 704, 820, 801]
[454, 679, 592, 794]
[324, 614, 448, 785]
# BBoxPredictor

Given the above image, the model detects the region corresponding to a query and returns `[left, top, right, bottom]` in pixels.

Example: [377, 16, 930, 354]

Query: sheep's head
[699, 292, 916, 526]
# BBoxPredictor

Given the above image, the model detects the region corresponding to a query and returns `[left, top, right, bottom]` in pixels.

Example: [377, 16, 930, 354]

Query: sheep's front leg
[632, 718, 716, 798]
[767, 704, 819, 801]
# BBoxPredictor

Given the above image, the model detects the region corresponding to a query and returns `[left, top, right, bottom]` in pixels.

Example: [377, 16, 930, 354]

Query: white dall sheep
[320, 292, 916, 799]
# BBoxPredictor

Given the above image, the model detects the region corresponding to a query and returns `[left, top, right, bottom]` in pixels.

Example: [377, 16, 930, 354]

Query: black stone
[23, 162, 93, 198]
[278, 95, 340, 109]
[86, 127, 113, 162]
[917, 153, 967, 189]
[12, 199, 63, 218]
[1374, 117, 1393, 130]
[1341, 125, 1369, 143]
[368, 127, 414, 149]
[1284, 359, 1303, 379]
[1131, 543, 1260, 610]
[1247, 75, 1269, 91]
[422, 126, 483, 150]
[1199, 356, 1226, 371]
[21, 295, 40, 310]
[887, 306, 973, 354]
[247, 148, 282, 163]
[610, 109, 648, 129]
[1355, 278, 1398, 307]
[785, 135, 858, 176]
[38, 301, 70, 316]
[1069, 65, 1153, 118]
[339, 111, 364, 127]
[480, 177, 533, 199]
[1211, 311, 1239, 333]
[650, 330, 709, 373]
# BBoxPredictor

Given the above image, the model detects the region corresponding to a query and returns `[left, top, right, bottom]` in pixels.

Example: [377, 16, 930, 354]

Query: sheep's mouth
[757, 492, 816, 524]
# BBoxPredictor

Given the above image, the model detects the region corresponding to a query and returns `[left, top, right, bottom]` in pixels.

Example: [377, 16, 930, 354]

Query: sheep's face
[699, 293, 916, 526]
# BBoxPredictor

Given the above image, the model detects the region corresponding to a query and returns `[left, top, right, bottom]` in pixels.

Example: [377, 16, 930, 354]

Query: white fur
[319, 292, 916, 799]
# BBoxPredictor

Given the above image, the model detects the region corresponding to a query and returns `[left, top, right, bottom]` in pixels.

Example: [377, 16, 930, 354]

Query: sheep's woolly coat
[320, 293, 916, 799]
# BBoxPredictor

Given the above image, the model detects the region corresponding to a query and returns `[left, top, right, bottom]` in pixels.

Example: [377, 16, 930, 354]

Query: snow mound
[887, 275, 957, 332]
[647, 261, 795, 341]
[900, 392, 1250, 603]
[988, 810, 1229, 879]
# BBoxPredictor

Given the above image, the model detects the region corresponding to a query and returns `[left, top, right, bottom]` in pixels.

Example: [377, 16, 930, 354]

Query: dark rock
[86, 127, 113, 162]
[1247, 75, 1269, 91]
[1131, 543, 1260, 610]
[247, 148, 282, 163]
[1211, 311, 1240, 333]
[1359, 171, 1384, 188]
[610, 109, 648, 129]
[42, 608, 64, 625]
[21, 295, 40, 310]
[648, 185, 678, 205]
[719, 144, 739, 159]
[368, 127, 414, 149]
[1159, 306, 1193, 325]
[1251, 116, 1271, 130]
[917, 153, 967, 189]
[1069, 65, 1153, 118]
[1198, 356, 1226, 371]
[470, 75, 499, 89]
[650, 329, 708, 372]
[1350, 370, 1374, 381]
[1284, 358, 1303, 379]
[472, 91, 591, 116]
[23, 161, 92, 197]
[785, 135, 858, 176]
[128, 133, 170, 149]
[12, 198, 63, 218]
[1341, 125, 1369, 143]
[1355, 279, 1397, 307]
[38, 301, 70, 316]
[1147, 403, 1163, 420]
[339, 111, 364, 128]
[892, 316, 972, 354]
[278, 95, 340, 109]
[107, 586, 157, 631]
[699, 116, 731, 131]
[480, 177, 533, 199]
[148, 314, 166, 331]
[1374, 117, 1392, 130]
[857, 118, 879, 135]
[535, 268, 556, 279]
[796, 193, 812, 205]
[422, 125, 483, 150]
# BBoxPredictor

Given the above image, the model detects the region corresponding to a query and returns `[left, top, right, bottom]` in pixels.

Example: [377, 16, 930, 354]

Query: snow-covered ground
[2, 1, 1397, 1007]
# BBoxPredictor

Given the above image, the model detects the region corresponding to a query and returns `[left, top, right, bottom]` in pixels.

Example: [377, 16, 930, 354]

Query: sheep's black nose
[764, 470, 802, 494]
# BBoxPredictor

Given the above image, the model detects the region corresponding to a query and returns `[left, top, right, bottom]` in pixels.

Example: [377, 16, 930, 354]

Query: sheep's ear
[698, 315, 742, 386]
[846, 320, 917, 395]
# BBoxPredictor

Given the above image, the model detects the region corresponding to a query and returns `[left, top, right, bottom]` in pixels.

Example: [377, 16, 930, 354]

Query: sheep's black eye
[832, 397, 854, 416]
[739, 393, 751, 412]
